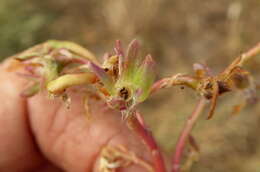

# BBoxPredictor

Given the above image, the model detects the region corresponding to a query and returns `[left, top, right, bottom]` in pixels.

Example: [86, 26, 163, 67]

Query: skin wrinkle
[50, 116, 88, 170]
[47, 89, 90, 144]
[46, 102, 69, 161]
[27, 94, 69, 169]
[23, 98, 52, 171]
[24, 97, 48, 159]
[44, 103, 67, 169]
[72, 115, 124, 171]
[50, 93, 92, 170]
[47, 101, 63, 135]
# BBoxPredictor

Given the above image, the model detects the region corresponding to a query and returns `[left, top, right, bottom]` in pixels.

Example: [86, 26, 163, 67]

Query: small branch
[151, 74, 199, 94]
[172, 98, 207, 172]
[224, 42, 260, 74]
[238, 42, 260, 66]
[127, 112, 166, 172]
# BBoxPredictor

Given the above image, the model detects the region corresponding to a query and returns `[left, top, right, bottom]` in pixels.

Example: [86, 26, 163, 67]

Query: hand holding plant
[1, 39, 259, 172]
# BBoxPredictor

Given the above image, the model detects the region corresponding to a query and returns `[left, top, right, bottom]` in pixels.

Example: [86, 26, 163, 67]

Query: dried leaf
[207, 81, 219, 119]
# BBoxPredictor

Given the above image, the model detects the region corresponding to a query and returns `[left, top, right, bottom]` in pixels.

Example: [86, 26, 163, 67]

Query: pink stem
[128, 112, 166, 172]
[172, 98, 206, 172]
[151, 75, 199, 95]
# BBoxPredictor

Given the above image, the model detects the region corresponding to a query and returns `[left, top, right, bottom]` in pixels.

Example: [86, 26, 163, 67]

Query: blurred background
[1, 0, 260, 171]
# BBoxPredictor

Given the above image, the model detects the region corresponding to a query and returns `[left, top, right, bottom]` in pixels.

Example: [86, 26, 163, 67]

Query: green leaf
[46, 40, 97, 63]
[42, 58, 59, 83]
[122, 39, 141, 80]
[133, 54, 156, 102]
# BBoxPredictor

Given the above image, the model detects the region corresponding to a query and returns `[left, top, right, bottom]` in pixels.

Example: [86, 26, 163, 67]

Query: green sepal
[132, 54, 156, 102]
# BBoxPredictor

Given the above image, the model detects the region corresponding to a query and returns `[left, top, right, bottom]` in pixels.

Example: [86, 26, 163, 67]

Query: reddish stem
[128, 112, 166, 172]
[172, 98, 206, 172]
[151, 75, 199, 95]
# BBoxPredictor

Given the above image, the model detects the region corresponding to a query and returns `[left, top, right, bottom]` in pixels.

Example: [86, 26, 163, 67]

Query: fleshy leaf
[47, 73, 96, 94]
[46, 40, 97, 63]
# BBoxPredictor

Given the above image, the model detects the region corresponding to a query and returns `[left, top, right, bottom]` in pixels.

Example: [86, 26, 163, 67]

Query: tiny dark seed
[205, 82, 213, 89]
[119, 87, 129, 100]
[217, 81, 230, 94]
[113, 67, 118, 76]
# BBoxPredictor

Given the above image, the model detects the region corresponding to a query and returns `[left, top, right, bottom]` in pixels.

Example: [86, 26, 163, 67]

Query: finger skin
[0, 59, 152, 172]
[0, 60, 45, 171]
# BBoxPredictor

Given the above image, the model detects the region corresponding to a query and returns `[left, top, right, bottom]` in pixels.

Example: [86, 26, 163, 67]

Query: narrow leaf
[46, 40, 97, 63]
[123, 39, 140, 78]
[47, 73, 96, 94]
[88, 62, 114, 94]
[133, 54, 156, 102]
[114, 40, 124, 76]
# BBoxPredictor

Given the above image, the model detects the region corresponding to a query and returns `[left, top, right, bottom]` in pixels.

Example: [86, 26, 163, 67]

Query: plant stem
[151, 74, 199, 94]
[127, 111, 166, 172]
[238, 42, 260, 66]
[172, 98, 206, 172]
[224, 42, 260, 74]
